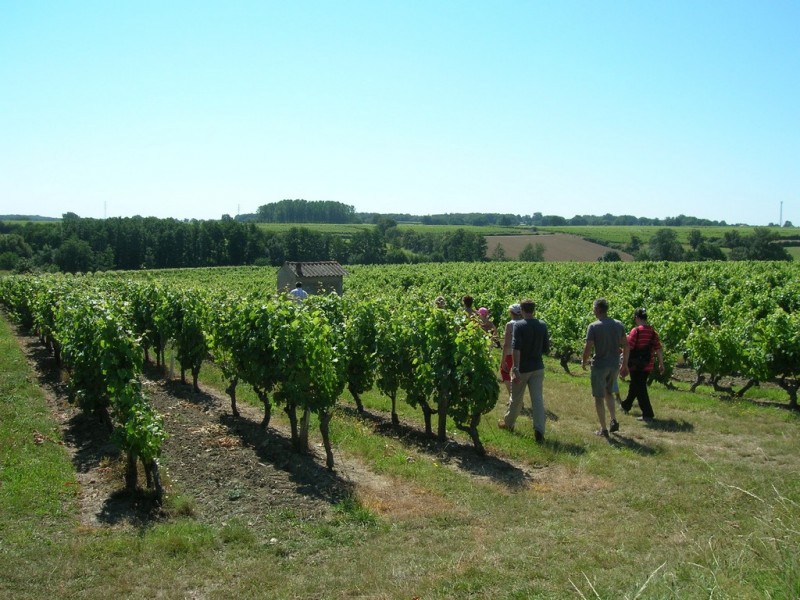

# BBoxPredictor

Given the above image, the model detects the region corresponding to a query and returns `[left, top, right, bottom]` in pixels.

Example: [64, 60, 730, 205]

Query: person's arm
[511, 349, 521, 381]
[619, 333, 630, 377]
[543, 326, 550, 356]
[655, 331, 665, 373]
[581, 340, 593, 370]
[502, 322, 513, 354]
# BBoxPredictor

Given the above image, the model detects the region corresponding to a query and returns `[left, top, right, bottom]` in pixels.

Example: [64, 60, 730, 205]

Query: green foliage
[518, 242, 545, 262]
[1, 273, 167, 492]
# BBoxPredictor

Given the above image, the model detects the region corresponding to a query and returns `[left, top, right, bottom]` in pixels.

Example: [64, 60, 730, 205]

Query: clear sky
[1, 1, 798, 225]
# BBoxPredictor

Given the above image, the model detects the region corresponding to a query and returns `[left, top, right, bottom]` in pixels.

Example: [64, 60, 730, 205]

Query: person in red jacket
[621, 308, 665, 422]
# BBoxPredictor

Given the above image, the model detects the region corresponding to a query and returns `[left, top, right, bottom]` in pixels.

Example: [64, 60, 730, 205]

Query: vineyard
[2, 261, 799, 490]
[2, 260, 800, 597]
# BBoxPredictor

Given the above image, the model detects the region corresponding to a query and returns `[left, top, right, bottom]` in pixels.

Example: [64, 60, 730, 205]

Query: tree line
[237, 199, 782, 228]
[0, 214, 488, 273]
[613, 228, 793, 262]
[0, 202, 792, 274]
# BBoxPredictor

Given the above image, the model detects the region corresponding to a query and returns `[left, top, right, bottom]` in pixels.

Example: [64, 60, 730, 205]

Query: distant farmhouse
[277, 261, 347, 296]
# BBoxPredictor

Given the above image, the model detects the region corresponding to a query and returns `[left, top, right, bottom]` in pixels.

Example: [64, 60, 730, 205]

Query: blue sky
[1, 1, 798, 225]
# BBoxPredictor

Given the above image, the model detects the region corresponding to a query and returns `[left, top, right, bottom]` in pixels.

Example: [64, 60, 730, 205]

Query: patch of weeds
[144, 521, 219, 556]
[333, 495, 378, 527]
[277, 508, 297, 521]
[220, 519, 256, 546]
[163, 493, 197, 518]
[227, 487, 244, 501]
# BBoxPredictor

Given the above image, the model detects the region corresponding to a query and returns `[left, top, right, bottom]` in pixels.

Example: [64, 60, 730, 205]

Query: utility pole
[779, 201, 783, 227]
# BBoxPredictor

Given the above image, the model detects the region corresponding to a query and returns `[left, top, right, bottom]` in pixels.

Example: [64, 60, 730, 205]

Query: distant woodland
[0, 200, 794, 273]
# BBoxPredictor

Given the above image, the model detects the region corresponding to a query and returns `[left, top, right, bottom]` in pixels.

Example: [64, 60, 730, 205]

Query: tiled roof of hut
[284, 261, 348, 278]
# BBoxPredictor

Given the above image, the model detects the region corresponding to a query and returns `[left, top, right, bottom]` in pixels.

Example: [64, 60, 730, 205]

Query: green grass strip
[0, 317, 76, 525]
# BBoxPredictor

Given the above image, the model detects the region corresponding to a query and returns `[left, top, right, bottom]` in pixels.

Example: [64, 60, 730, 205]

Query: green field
[255, 221, 534, 236]
[539, 225, 800, 248]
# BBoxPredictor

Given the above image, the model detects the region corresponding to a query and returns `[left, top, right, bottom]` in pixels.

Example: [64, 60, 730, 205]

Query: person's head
[520, 299, 536, 315]
[462, 295, 474, 309]
[634, 307, 648, 322]
[295, 282, 303, 289]
[593, 298, 609, 316]
[508, 303, 522, 318]
[435, 295, 446, 308]
[478, 307, 489, 318]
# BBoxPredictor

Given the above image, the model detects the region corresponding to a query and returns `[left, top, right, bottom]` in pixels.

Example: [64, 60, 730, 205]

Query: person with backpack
[621, 308, 665, 422]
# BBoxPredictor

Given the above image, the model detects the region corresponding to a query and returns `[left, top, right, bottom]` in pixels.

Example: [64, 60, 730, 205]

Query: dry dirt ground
[485, 233, 634, 261]
[16, 328, 545, 534]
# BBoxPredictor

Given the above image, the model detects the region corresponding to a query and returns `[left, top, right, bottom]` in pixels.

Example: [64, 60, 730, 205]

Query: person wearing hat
[621, 308, 664, 422]
[498, 299, 550, 442]
[498, 303, 524, 396]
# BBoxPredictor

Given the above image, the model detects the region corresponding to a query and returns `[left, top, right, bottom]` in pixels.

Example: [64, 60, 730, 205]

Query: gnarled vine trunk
[254, 387, 271, 427]
[319, 410, 334, 470]
[226, 375, 239, 417]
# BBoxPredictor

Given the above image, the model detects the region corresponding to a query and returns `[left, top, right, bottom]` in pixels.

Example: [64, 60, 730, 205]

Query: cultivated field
[486, 233, 634, 261]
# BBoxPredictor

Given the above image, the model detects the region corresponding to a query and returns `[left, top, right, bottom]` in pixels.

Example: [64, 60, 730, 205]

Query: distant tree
[490, 243, 506, 261]
[723, 230, 744, 248]
[436, 229, 486, 262]
[0, 234, 33, 260]
[648, 229, 684, 261]
[375, 218, 397, 236]
[55, 237, 93, 273]
[687, 229, 704, 251]
[384, 247, 409, 264]
[729, 228, 792, 261]
[540, 215, 567, 226]
[518, 242, 545, 262]
[256, 199, 356, 224]
[626, 235, 641, 254]
[0, 251, 19, 270]
[783, 220, 794, 228]
[94, 246, 116, 271]
[349, 229, 386, 264]
[598, 250, 621, 262]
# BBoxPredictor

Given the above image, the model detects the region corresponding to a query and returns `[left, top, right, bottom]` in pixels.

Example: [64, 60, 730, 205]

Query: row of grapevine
[102, 260, 800, 408]
[341, 261, 800, 407]
[0, 276, 167, 498]
[0, 273, 503, 472]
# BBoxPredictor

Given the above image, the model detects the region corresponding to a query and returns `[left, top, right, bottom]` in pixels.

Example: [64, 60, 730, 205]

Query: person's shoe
[498, 419, 513, 431]
[595, 428, 609, 438]
[609, 419, 619, 433]
[620, 403, 631, 414]
[534, 430, 544, 443]
[637, 416, 654, 422]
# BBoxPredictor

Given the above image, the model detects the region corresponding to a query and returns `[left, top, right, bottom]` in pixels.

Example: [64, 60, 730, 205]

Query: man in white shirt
[288, 282, 308, 301]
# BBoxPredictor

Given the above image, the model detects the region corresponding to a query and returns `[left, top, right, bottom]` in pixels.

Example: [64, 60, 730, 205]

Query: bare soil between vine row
[16, 327, 545, 535]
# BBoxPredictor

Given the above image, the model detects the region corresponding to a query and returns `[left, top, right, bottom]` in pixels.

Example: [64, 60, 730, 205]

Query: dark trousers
[622, 370, 655, 419]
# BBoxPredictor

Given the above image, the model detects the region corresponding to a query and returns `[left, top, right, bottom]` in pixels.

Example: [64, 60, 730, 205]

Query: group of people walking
[494, 297, 664, 442]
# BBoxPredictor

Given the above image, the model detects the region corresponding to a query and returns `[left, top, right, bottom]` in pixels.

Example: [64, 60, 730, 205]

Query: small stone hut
[277, 261, 347, 296]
